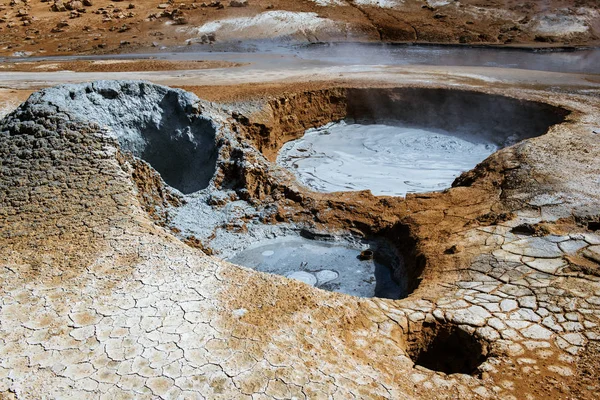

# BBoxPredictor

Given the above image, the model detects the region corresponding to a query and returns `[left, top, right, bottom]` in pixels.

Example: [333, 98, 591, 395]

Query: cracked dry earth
[1, 76, 600, 400]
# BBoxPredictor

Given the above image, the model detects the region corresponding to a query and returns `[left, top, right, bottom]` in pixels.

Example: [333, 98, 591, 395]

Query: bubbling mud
[228, 235, 405, 299]
[278, 122, 499, 196]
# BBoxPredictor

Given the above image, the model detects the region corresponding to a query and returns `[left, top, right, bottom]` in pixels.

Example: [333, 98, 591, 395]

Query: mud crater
[228, 232, 408, 299]
[277, 88, 569, 196]
[22, 82, 568, 302]
[44, 81, 219, 194]
[145, 86, 565, 300]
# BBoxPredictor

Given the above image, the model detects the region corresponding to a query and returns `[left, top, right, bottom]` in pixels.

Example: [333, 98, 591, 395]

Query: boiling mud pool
[277, 122, 499, 196]
[228, 236, 402, 299]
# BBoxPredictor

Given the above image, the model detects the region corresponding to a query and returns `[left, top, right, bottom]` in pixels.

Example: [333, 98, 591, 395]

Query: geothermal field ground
[1, 1, 600, 399]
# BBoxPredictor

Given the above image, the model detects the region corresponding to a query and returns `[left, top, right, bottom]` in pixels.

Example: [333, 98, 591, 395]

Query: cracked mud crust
[0, 73, 599, 400]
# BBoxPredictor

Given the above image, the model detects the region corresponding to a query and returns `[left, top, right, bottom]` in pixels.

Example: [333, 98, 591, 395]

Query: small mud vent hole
[588, 221, 600, 232]
[408, 322, 488, 375]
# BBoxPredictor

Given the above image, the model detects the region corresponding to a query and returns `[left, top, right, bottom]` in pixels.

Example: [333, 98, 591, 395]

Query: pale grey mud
[278, 121, 500, 196]
[227, 235, 404, 299]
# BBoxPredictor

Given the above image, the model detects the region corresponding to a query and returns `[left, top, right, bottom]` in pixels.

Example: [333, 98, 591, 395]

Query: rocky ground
[0, 58, 599, 399]
[0, 0, 599, 57]
[0, 59, 243, 72]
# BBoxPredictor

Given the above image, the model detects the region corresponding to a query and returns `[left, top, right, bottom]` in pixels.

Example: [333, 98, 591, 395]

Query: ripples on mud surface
[278, 121, 499, 196]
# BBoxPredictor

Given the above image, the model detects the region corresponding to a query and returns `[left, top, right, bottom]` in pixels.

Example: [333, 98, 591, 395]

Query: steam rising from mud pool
[278, 122, 499, 196]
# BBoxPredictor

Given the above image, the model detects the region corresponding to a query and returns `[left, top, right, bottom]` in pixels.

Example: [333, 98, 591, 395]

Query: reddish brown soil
[0, 59, 243, 72]
[0, 0, 598, 58]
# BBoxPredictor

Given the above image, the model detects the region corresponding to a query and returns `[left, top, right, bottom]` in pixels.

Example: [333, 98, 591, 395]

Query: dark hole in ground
[510, 223, 549, 236]
[511, 223, 538, 235]
[374, 223, 424, 297]
[45, 82, 220, 195]
[408, 322, 488, 375]
[588, 221, 600, 231]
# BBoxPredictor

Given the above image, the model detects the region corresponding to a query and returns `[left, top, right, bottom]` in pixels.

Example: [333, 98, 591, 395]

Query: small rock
[65, 0, 82, 10]
[500, 299, 518, 312]
[51, 1, 67, 12]
[444, 244, 463, 254]
[521, 324, 553, 340]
